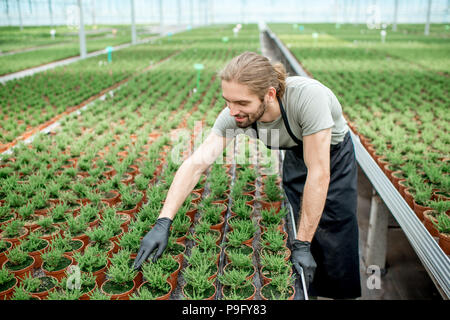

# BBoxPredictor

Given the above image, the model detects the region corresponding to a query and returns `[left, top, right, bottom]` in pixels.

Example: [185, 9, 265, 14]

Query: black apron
[252, 96, 361, 299]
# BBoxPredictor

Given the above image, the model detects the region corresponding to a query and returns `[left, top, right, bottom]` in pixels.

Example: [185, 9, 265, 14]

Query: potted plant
[261, 227, 288, 247]
[219, 268, 256, 300]
[431, 211, 450, 254]
[0, 205, 15, 229]
[65, 214, 89, 247]
[85, 226, 115, 256]
[88, 287, 110, 300]
[78, 204, 100, 228]
[260, 252, 292, 285]
[31, 190, 54, 216]
[35, 216, 61, 242]
[0, 267, 18, 300]
[259, 207, 288, 232]
[52, 233, 84, 257]
[2, 245, 35, 280]
[73, 245, 109, 287]
[139, 261, 172, 300]
[16, 204, 40, 231]
[20, 232, 49, 268]
[230, 198, 254, 220]
[182, 264, 216, 300]
[0, 219, 29, 246]
[20, 272, 57, 299]
[199, 203, 224, 232]
[227, 219, 256, 246]
[119, 228, 142, 258]
[41, 244, 73, 281]
[185, 246, 219, 279]
[413, 186, 433, 221]
[261, 234, 291, 261]
[260, 270, 295, 300]
[192, 221, 221, 245]
[155, 253, 181, 289]
[260, 175, 283, 211]
[101, 249, 137, 300]
[57, 271, 97, 300]
[224, 251, 255, 280]
[49, 202, 70, 227]
[116, 185, 143, 216]
[423, 200, 450, 237]
[165, 236, 186, 264]
[0, 240, 13, 267]
[171, 213, 191, 243]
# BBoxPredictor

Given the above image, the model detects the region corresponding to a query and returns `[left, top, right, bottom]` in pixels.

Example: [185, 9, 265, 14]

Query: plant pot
[403, 188, 415, 209]
[41, 254, 73, 281]
[36, 225, 63, 243]
[221, 282, 256, 300]
[412, 201, 431, 221]
[101, 278, 137, 300]
[223, 263, 256, 281]
[79, 281, 98, 300]
[63, 239, 85, 257]
[167, 260, 182, 289]
[260, 265, 293, 286]
[260, 282, 295, 300]
[438, 232, 450, 255]
[0, 275, 18, 300]
[28, 275, 58, 300]
[258, 218, 285, 233]
[137, 281, 173, 300]
[433, 190, 450, 202]
[193, 230, 222, 246]
[72, 232, 89, 250]
[422, 210, 439, 237]
[397, 179, 408, 198]
[0, 240, 13, 267]
[224, 244, 254, 261]
[258, 199, 282, 212]
[167, 242, 186, 265]
[34, 202, 55, 216]
[0, 211, 17, 230]
[26, 238, 50, 269]
[191, 191, 202, 204]
[100, 190, 121, 206]
[2, 255, 35, 281]
[110, 227, 125, 253]
[117, 212, 131, 232]
[0, 227, 30, 247]
[182, 283, 216, 300]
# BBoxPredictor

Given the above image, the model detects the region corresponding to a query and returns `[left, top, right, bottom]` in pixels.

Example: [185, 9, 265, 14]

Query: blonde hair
[219, 51, 287, 100]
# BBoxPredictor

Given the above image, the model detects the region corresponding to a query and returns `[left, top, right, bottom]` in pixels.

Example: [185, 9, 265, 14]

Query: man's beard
[235, 100, 267, 128]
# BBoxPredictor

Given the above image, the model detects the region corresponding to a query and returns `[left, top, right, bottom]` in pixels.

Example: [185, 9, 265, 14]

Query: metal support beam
[393, 0, 398, 31]
[159, 0, 163, 34]
[425, 0, 432, 35]
[78, 0, 87, 59]
[131, 0, 136, 44]
[365, 191, 389, 273]
[17, 0, 23, 30]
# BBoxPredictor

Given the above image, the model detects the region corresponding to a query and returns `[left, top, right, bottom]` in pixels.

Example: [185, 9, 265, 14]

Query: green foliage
[6, 245, 30, 266]
[41, 245, 68, 272]
[432, 212, 450, 234]
[260, 207, 287, 226]
[2, 219, 25, 238]
[263, 175, 283, 202]
[73, 245, 108, 273]
[107, 249, 137, 285]
[141, 262, 170, 293]
[0, 268, 15, 285]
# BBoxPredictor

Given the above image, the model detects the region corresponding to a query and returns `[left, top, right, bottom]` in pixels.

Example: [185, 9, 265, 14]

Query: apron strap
[277, 96, 303, 145]
[251, 96, 303, 150]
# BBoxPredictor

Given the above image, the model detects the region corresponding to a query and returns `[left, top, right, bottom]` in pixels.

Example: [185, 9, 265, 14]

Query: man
[133, 51, 361, 299]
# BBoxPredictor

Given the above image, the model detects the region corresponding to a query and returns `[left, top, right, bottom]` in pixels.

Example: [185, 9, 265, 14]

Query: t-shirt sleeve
[297, 85, 335, 137]
[211, 107, 239, 139]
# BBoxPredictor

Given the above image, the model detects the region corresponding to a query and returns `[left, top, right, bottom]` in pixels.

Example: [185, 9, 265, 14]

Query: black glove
[291, 240, 317, 290]
[133, 217, 172, 270]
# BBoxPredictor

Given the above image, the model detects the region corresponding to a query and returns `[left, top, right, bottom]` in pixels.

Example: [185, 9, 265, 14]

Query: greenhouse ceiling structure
[0, 0, 448, 306]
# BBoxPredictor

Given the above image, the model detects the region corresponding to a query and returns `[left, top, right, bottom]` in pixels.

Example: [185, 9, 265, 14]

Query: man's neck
[259, 97, 281, 123]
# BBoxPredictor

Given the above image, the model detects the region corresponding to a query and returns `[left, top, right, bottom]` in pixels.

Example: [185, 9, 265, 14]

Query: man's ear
[265, 86, 277, 102]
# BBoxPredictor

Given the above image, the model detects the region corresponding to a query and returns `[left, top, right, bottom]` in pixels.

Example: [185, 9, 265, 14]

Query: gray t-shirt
[212, 76, 348, 148]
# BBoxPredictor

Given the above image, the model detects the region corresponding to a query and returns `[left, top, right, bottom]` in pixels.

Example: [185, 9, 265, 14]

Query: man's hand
[291, 240, 317, 289]
[133, 218, 172, 269]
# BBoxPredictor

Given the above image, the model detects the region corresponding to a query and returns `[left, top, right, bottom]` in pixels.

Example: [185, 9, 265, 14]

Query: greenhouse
[0, 0, 448, 303]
